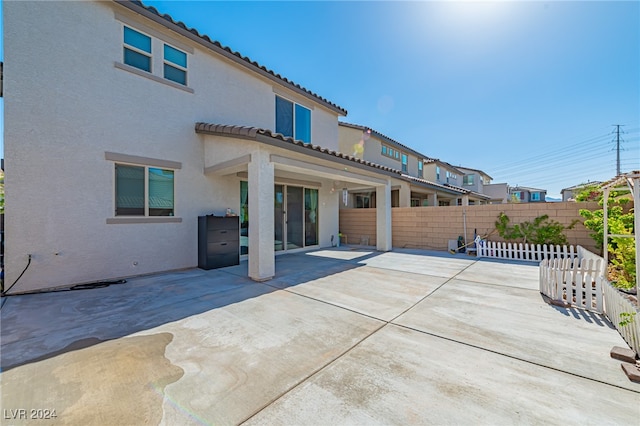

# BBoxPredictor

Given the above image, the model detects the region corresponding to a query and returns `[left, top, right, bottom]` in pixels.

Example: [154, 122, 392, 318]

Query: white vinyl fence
[477, 241, 577, 262]
[539, 257, 604, 313]
[603, 282, 640, 354]
[538, 246, 640, 353]
[539, 246, 605, 313]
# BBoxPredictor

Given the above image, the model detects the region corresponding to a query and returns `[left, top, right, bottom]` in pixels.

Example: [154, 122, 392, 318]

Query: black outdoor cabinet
[198, 215, 240, 270]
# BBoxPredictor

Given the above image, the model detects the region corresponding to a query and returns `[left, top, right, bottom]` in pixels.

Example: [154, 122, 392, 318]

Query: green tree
[495, 212, 576, 246]
[577, 185, 635, 290]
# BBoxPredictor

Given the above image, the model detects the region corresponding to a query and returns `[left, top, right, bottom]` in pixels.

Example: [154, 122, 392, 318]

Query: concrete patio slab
[1, 247, 638, 425]
[456, 258, 541, 290]
[245, 324, 638, 426]
[2, 283, 384, 425]
[356, 250, 475, 279]
[268, 266, 448, 321]
[395, 277, 637, 391]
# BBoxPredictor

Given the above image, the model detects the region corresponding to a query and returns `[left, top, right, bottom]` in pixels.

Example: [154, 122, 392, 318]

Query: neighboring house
[509, 186, 547, 203]
[457, 166, 492, 194]
[423, 159, 463, 188]
[561, 181, 602, 202]
[338, 123, 477, 207]
[482, 183, 510, 204]
[4, 1, 399, 293]
[456, 166, 509, 204]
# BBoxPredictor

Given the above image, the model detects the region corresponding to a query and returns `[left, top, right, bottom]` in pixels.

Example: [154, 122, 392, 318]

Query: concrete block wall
[339, 202, 603, 253]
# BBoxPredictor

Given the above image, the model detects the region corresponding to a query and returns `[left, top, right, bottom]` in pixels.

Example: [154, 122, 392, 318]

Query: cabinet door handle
[220, 242, 227, 246]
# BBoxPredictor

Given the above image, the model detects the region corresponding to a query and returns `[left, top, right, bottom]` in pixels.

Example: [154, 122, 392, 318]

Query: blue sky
[3, 1, 639, 198]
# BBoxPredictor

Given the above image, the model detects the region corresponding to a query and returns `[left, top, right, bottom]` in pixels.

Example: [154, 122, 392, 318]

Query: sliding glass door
[244, 182, 319, 253]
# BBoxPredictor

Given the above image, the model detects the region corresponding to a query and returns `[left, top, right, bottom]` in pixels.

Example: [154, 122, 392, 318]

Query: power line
[489, 133, 611, 173]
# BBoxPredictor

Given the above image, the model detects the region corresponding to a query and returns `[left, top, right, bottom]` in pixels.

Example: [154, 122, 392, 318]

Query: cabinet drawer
[206, 218, 238, 231]
[207, 229, 239, 241]
[207, 240, 239, 256]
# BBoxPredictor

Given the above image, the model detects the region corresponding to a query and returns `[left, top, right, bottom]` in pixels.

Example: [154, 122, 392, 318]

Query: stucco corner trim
[106, 217, 183, 225]
[105, 152, 182, 170]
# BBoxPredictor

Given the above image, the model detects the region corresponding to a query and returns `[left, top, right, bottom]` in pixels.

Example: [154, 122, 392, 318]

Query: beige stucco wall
[3, 1, 344, 292]
[339, 202, 601, 253]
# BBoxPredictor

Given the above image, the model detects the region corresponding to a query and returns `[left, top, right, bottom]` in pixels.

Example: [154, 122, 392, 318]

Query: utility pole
[612, 124, 624, 176]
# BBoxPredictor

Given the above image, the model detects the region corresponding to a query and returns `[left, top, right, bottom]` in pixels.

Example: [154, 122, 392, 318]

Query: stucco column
[399, 181, 411, 207]
[376, 180, 392, 251]
[432, 192, 438, 207]
[462, 195, 469, 206]
[248, 150, 275, 281]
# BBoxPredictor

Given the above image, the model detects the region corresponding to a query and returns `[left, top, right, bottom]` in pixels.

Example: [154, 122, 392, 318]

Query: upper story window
[463, 175, 474, 186]
[531, 192, 541, 201]
[418, 160, 423, 178]
[382, 144, 400, 160]
[436, 166, 441, 180]
[401, 154, 408, 172]
[164, 44, 188, 85]
[124, 26, 152, 72]
[512, 191, 524, 201]
[276, 96, 311, 143]
[118, 21, 192, 92]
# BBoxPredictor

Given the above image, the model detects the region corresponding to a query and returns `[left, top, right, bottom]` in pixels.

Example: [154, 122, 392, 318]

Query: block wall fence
[338, 202, 603, 253]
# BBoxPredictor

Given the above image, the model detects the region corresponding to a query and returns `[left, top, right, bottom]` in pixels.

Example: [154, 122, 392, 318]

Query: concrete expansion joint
[394, 323, 640, 395]
[238, 320, 387, 425]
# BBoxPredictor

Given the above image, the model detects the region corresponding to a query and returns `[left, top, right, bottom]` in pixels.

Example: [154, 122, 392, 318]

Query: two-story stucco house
[338, 122, 475, 208]
[456, 166, 509, 204]
[421, 159, 491, 206]
[3, 0, 399, 293]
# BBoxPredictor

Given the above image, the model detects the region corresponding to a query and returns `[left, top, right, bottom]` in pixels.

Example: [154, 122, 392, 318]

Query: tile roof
[400, 174, 466, 195]
[456, 166, 493, 180]
[195, 123, 403, 176]
[509, 186, 547, 193]
[423, 159, 465, 175]
[116, 1, 347, 116]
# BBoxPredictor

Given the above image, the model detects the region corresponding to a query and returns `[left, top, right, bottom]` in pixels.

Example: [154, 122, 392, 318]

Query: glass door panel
[274, 184, 284, 251]
[286, 186, 303, 249]
[305, 188, 318, 246]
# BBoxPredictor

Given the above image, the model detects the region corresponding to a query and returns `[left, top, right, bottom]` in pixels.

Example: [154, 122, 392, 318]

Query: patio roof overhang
[195, 123, 401, 187]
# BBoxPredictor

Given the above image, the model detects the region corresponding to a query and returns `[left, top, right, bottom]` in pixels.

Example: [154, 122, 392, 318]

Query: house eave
[114, 0, 347, 116]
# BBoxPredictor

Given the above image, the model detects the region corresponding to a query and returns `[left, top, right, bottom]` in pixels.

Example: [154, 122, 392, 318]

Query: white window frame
[115, 15, 194, 94]
[163, 42, 188, 86]
[123, 25, 153, 73]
